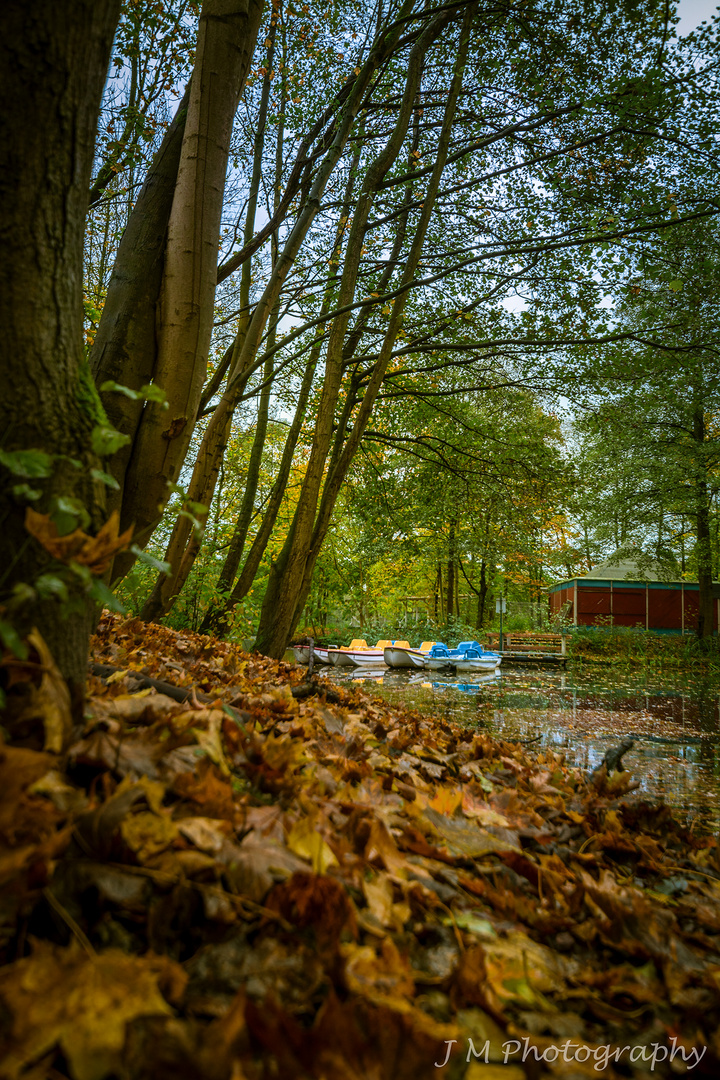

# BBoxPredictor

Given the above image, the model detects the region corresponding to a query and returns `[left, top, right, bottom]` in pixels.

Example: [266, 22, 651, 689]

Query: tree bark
[89, 85, 190, 533]
[254, 7, 471, 656]
[140, 12, 277, 622]
[254, 12, 453, 656]
[446, 523, 456, 619]
[0, 0, 121, 695]
[115, 0, 265, 572]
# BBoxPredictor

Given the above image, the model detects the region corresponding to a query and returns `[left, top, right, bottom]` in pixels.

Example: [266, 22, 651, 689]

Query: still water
[321, 662, 720, 829]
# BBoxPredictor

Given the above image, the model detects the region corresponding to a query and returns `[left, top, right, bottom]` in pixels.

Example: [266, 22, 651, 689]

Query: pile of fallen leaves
[1, 613, 720, 1079]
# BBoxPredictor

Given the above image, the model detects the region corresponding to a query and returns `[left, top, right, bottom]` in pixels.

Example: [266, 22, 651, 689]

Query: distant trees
[570, 219, 720, 636]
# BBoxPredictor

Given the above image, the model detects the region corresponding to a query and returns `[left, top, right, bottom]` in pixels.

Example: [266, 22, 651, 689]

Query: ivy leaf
[90, 468, 121, 491]
[91, 425, 131, 457]
[0, 619, 28, 660]
[0, 448, 54, 479]
[130, 544, 171, 575]
[34, 574, 70, 602]
[11, 483, 43, 502]
[88, 578, 127, 614]
[100, 380, 168, 408]
[49, 496, 91, 536]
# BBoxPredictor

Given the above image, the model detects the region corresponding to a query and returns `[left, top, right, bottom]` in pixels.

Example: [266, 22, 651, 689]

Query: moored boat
[426, 641, 501, 672]
[383, 640, 437, 669]
[453, 647, 502, 673]
[328, 639, 393, 667]
[425, 641, 477, 670]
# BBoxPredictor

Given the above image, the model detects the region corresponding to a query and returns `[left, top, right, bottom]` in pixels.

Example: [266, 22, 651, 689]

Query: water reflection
[321, 663, 720, 828]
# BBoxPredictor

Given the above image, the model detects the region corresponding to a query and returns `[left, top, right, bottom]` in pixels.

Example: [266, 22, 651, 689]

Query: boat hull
[328, 649, 356, 667]
[384, 646, 427, 669]
[453, 656, 500, 673]
[347, 649, 386, 667]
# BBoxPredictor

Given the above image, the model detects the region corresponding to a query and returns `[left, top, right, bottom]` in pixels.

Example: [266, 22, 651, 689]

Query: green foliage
[0, 448, 54, 480]
[130, 545, 171, 575]
[0, 618, 29, 660]
[569, 624, 720, 668]
[77, 355, 109, 427]
[90, 425, 131, 457]
[100, 380, 169, 408]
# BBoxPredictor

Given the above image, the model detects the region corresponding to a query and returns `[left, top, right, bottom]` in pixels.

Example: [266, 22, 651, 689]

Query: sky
[676, 0, 720, 34]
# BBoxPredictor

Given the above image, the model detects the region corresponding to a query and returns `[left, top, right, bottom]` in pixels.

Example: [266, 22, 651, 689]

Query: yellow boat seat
[419, 641, 436, 652]
[392, 640, 410, 648]
[348, 639, 368, 649]
[375, 639, 392, 648]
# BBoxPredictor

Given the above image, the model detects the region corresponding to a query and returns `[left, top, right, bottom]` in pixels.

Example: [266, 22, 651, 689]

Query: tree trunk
[0, 0, 121, 697]
[434, 564, 441, 621]
[138, 0, 412, 623]
[89, 85, 190, 532]
[446, 523, 456, 619]
[141, 14, 278, 621]
[114, 0, 265, 572]
[254, 11, 459, 657]
[254, 7, 471, 656]
[200, 346, 318, 634]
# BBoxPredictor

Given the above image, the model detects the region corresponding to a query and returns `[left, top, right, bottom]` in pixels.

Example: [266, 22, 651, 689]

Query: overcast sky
[676, 0, 720, 34]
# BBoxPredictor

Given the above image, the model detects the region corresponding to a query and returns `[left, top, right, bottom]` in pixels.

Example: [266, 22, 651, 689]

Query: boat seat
[348, 639, 368, 649]
[419, 641, 436, 652]
[375, 639, 393, 648]
[392, 640, 410, 648]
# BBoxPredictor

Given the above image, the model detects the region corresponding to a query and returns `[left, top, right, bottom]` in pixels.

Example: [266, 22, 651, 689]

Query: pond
[320, 662, 720, 829]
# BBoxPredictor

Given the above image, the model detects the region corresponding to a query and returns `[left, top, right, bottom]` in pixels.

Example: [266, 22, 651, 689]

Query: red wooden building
[548, 558, 720, 633]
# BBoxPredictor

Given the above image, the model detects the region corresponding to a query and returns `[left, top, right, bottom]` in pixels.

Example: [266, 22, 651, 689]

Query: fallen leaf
[0, 942, 181, 1080]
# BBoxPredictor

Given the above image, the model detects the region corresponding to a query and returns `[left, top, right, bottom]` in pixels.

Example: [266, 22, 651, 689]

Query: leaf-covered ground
[1, 613, 720, 1078]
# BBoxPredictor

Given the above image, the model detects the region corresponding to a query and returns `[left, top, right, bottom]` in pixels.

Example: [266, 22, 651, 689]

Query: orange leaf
[25, 509, 133, 575]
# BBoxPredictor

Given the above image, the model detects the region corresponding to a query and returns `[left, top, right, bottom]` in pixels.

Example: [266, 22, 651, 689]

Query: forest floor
[2, 613, 720, 1078]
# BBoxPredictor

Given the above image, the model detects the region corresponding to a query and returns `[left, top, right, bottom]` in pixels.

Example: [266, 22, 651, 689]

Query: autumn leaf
[0, 943, 183, 1080]
[24, 508, 133, 574]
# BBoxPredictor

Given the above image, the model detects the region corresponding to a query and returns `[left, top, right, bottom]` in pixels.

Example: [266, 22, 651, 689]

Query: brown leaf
[0, 942, 182, 1080]
[25, 508, 133, 575]
[2, 631, 72, 752]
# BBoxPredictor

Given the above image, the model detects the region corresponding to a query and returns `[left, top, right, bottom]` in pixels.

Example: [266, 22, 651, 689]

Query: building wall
[548, 579, 718, 633]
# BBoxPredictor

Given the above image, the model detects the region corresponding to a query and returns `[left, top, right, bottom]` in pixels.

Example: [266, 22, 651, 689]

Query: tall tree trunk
[202, 346, 318, 632]
[478, 559, 488, 629]
[255, 7, 471, 656]
[141, 13, 278, 621]
[89, 85, 190, 529]
[434, 563, 441, 621]
[0, 0, 121, 696]
[254, 11, 460, 656]
[138, 0, 412, 621]
[113, 0, 265, 577]
[446, 523, 456, 619]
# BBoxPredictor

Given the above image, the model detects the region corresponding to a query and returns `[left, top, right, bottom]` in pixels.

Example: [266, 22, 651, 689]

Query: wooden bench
[487, 631, 567, 655]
